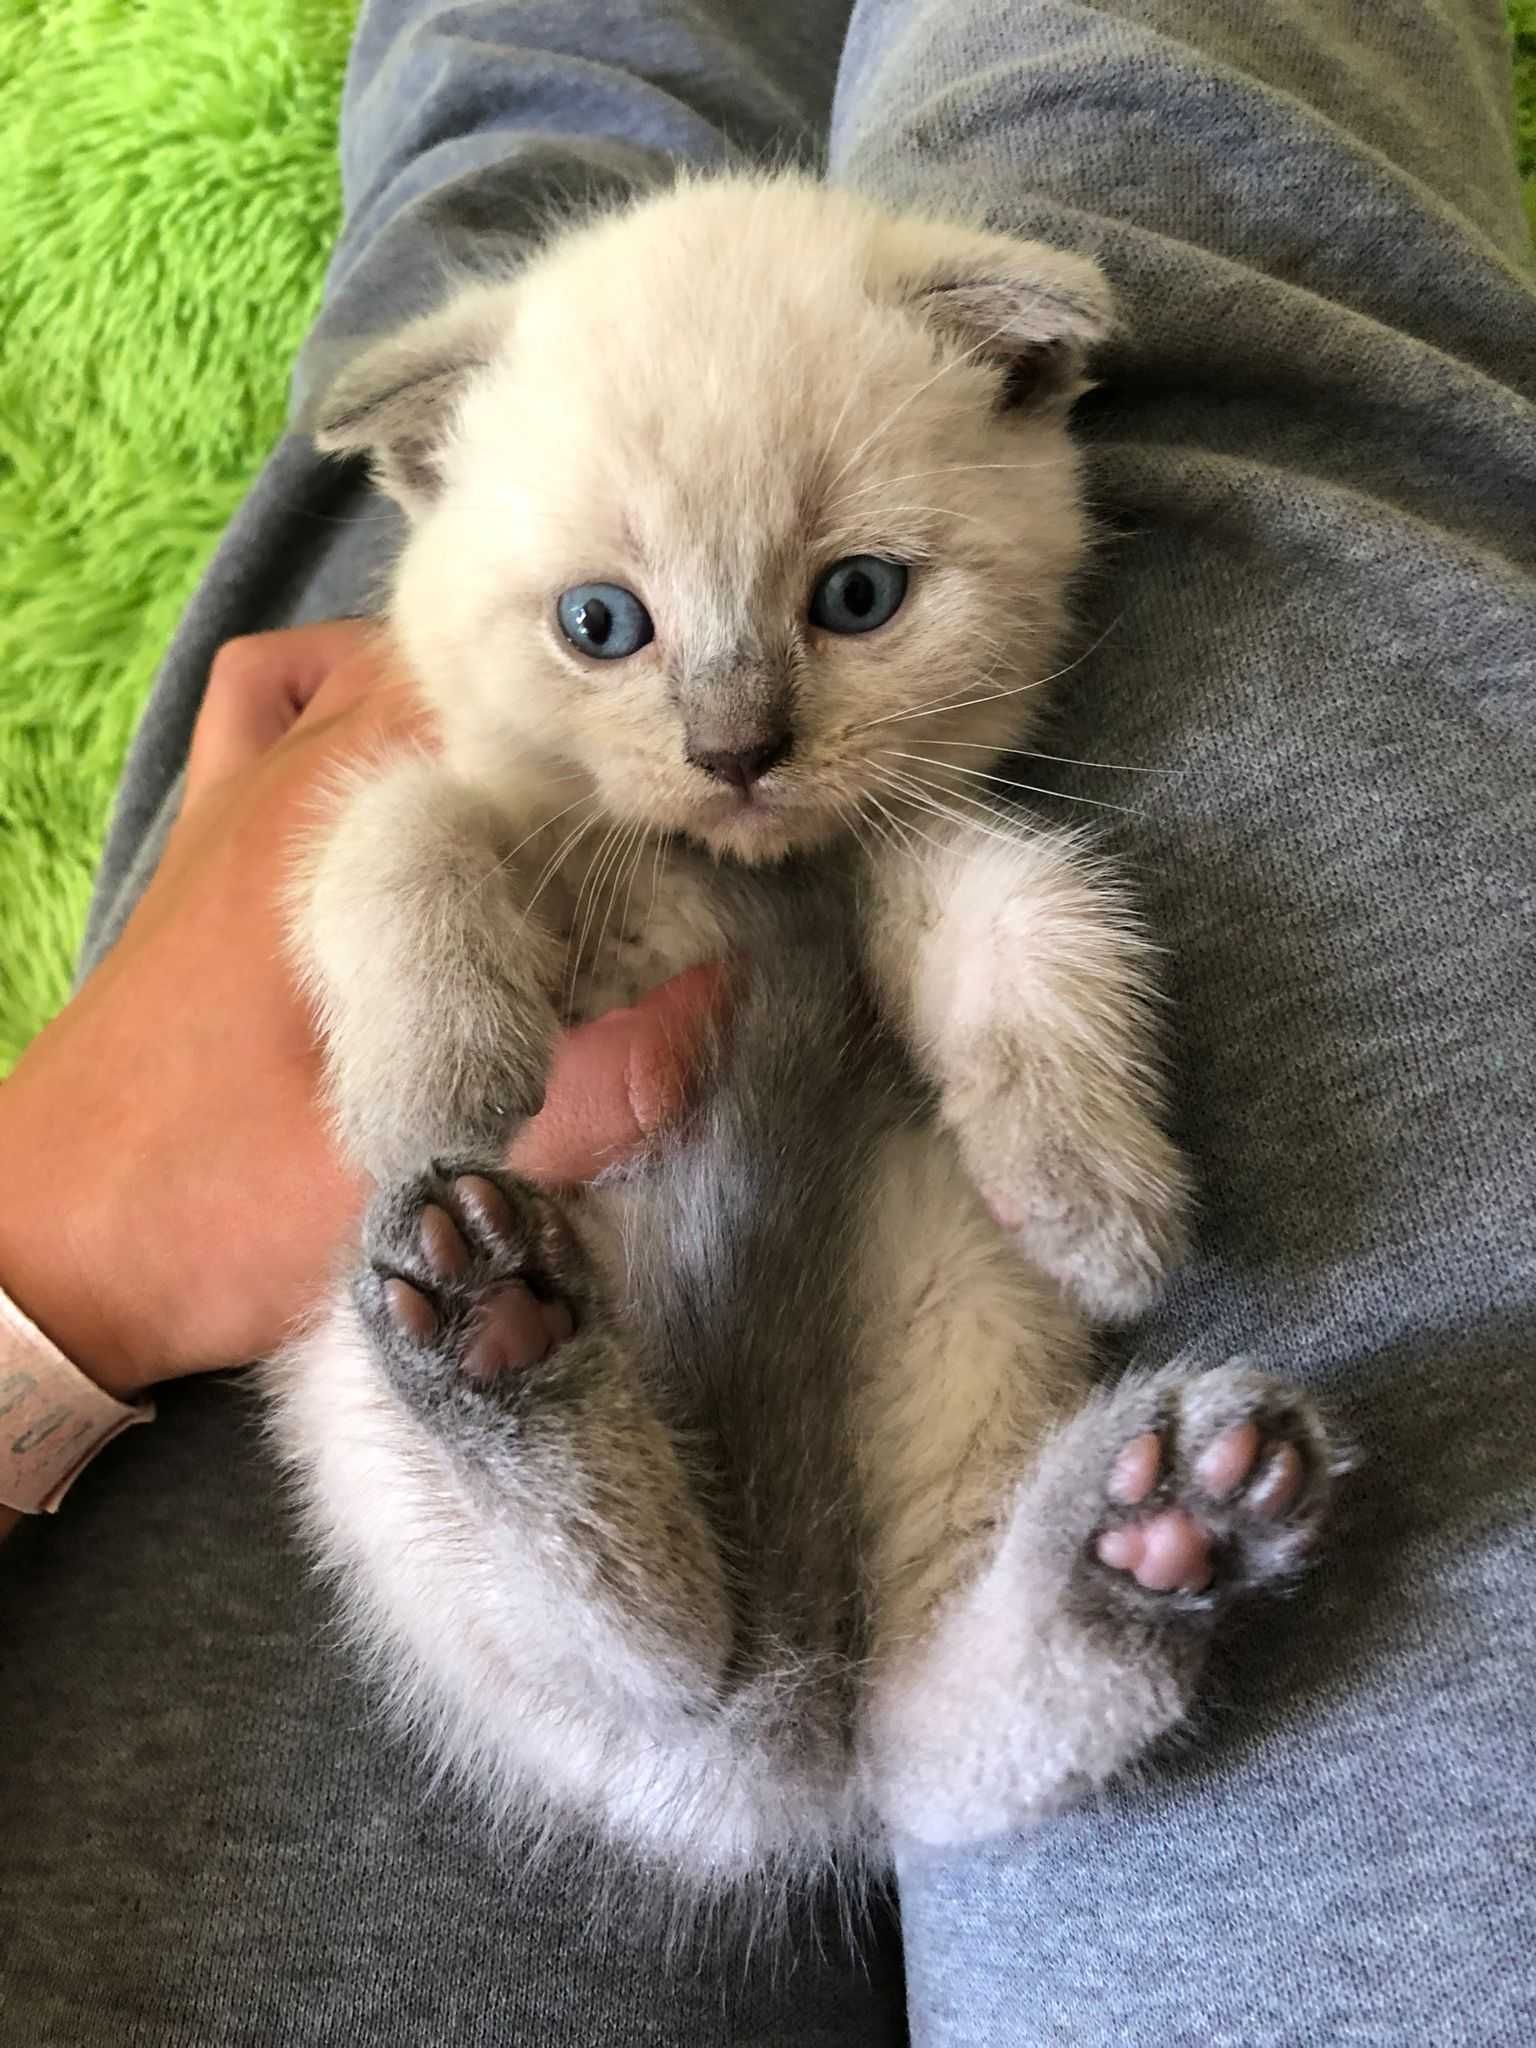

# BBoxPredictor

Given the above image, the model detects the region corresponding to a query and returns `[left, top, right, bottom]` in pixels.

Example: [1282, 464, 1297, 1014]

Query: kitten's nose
[688, 731, 792, 791]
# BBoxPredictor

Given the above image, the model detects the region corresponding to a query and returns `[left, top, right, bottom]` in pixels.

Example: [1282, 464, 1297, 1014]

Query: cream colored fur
[269, 174, 1334, 1901]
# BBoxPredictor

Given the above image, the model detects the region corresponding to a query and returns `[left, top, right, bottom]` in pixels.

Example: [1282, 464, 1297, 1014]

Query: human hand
[0, 621, 728, 1403]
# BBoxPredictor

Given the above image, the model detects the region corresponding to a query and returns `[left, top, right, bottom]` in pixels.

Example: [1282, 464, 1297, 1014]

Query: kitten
[268, 173, 1342, 1902]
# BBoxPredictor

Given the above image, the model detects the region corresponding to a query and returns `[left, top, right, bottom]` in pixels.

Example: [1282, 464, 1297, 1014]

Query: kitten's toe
[381, 1276, 439, 1346]
[359, 1165, 583, 1391]
[1088, 1365, 1344, 1609]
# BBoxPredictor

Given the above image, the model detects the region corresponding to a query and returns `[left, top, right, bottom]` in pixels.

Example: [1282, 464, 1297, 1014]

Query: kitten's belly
[849, 1123, 1089, 1645]
[276, 843, 1097, 1876]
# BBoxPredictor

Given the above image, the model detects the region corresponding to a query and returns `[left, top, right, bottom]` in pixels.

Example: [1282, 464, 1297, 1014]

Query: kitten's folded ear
[886, 222, 1114, 411]
[309, 283, 517, 512]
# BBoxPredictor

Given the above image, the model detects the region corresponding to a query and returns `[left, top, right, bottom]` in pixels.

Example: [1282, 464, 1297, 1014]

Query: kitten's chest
[549, 835, 732, 1024]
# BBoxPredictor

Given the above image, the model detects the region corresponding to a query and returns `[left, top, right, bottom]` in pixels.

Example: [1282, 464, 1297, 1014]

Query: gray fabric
[7, 0, 1535, 2043]
[828, 8, 1536, 2041]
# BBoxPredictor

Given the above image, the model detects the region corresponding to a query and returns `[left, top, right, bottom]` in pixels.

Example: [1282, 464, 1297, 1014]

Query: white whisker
[522, 806, 602, 927]
[854, 614, 1123, 733]
[822, 319, 1016, 495]
[816, 321, 897, 491]
[824, 458, 1073, 513]
[869, 762, 1037, 849]
[848, 650, 1013, 737]
[831, 792, 877, 868]
[645, 826, 669, 929]
[827, 500, 993, 532]
[464, 785, 595, 906]
[910, 738, 1172, 775]
[566, 820, 627, 1011]
[594, 824, 648, 999]
[861, 784, 934, 862]
[617, 820, 653, 947]
[883, 749, 1142, 817]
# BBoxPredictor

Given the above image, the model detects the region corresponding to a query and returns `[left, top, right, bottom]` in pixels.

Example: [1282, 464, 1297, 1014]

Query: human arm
[0, 623, 726, 1538]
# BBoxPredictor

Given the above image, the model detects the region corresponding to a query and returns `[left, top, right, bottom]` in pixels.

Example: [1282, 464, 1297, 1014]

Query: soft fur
[3, 4, 1531, 1071]
[268, 173, 1342, 1914]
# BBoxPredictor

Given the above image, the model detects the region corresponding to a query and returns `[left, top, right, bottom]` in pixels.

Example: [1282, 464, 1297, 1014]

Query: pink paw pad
[1194, 1421, 1305, 1518]
[1096, 1508, 1213, 1594]
[1107, 1432, 1162, 1505]
[1095, 1414, 1311, 1596]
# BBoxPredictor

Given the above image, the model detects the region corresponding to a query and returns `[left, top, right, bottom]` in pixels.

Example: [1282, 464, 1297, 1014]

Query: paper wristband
[0, 1285, 154, 1513]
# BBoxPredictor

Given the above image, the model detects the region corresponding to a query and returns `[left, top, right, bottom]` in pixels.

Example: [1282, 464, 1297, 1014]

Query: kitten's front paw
[337, 1027, 556, 1188]
[357, 1165, 586, 1396]
[967, 1126, 1190, 1324]
[1086, 1365, 1341, 1608]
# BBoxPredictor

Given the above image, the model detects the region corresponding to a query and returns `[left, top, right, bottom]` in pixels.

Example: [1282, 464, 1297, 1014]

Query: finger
[185, 621, 383, 800]
[282, 646, 431, 743]
[508, 962, 733, 1187]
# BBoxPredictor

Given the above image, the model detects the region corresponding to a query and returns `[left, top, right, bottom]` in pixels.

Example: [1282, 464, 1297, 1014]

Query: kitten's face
[371, 182, 1106, 863]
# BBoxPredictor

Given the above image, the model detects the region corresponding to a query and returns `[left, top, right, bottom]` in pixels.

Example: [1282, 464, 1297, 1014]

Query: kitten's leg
[269, 1164, 747, 1867]
[293, 757, 567, 1181]
[863, 824, 1190, 1322]
[866, 1359, 1345, 1847]
[353, 1162, 732, 1683]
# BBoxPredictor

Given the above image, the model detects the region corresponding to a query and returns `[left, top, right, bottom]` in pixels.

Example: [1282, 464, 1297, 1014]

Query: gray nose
[687, 731, 792, 791]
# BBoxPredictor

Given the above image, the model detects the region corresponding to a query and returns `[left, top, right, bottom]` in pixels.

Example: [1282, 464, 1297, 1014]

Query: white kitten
[267, 173, 1341, 1910]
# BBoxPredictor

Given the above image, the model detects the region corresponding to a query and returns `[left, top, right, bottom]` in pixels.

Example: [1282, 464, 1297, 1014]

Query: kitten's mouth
[699, 786, 770, 823]
[691, 788, 832, 863]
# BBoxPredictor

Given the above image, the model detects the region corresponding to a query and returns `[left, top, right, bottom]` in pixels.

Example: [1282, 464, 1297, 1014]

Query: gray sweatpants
[4, 3, 1533, 2043]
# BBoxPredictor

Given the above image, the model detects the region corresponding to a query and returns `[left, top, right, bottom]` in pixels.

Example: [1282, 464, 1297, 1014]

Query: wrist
[0, 1076, 159, 1402]
[0, 1210, 152, 1403]
[0, 1264, 156, 1519]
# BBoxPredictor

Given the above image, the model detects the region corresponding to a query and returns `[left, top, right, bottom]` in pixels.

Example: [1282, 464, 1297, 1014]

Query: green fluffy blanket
[1, 0, 1532, 1068]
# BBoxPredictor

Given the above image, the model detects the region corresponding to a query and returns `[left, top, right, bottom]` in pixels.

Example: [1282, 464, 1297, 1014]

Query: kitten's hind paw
[864, 1361, 1344, 1845]
[357, 1166, 585, 1395]
[1085, 1364, 1343, 1609]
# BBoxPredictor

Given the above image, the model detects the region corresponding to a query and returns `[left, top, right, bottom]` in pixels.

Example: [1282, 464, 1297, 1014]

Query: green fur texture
[0, 0, 353, 1067]
[0, 1, 1532, 1069]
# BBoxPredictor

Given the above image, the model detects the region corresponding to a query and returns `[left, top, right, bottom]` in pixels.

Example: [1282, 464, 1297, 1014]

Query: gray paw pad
[360, 1167, 579, 1386]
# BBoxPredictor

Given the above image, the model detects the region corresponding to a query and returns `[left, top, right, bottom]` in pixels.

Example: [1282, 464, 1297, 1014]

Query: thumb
[507, 962, 733, 1187]
[184, 621, 385, 802]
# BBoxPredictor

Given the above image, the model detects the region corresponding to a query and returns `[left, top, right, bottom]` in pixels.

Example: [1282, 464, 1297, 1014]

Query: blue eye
[809, 556, 908, 635]
[556, 583, 654, 660]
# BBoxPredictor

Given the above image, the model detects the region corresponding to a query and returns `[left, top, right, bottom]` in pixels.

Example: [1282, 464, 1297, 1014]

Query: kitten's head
[315, 175, 1111, 863]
